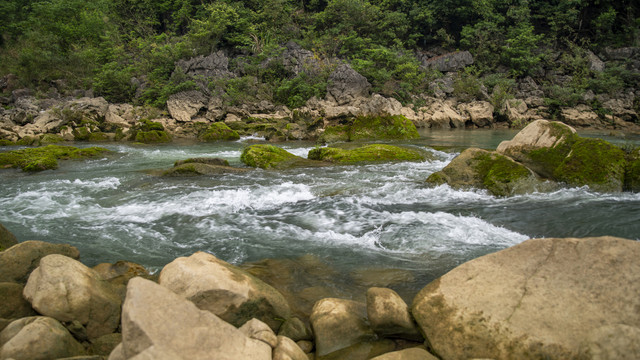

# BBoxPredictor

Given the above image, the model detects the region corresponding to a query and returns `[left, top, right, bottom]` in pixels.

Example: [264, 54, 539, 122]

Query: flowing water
[1, 129, 639, 300]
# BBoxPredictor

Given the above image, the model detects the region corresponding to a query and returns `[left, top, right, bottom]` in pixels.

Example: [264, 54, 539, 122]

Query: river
[1, 129, 639, 300]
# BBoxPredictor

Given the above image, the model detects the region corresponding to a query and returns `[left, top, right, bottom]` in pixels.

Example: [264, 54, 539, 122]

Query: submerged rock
[159, 251, 291, 331]
[0, 240, 80, 283]
[308, 144, 427, 164]
[0, 316, 86, 360]
[427, 147, 542, 196]
[411, 236, 640, 360]
[0, 145, 110, 172]
[23, 254, 122, 339]
[0, 223, 18, 252]
[112, 277, 271, 360]
[241, 144, 325, 169]
[162, 162, 249, 176]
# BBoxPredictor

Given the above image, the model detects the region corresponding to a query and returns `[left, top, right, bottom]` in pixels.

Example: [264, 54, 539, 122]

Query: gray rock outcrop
[166, 91, 208, 122]
[23, 254, 122, 339]
[420, 51, 474, 72]
[411, 236, 640, 360]
[0, 240, 80, 283]
[175, 51, 234, 79]
[326, 64, 371, 105]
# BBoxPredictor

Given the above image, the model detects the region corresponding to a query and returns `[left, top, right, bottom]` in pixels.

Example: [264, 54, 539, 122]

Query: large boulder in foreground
[497, 120, 626, 192]
[308, 144, 427, 164]
[159, 251, 291, 331]
[0, 240, 80, 283]
[23, 254, 122, 339]
[110, 277, 271, 360]
[0, 282, 36, 319]
[0, 316, 86, 360]
[241, 144, 324, 170]
[411, 236, 640, 360]
[426, 147, 541, 196]
[0, 223, 18, 251]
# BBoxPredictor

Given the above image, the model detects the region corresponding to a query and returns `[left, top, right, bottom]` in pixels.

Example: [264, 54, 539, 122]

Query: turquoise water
[1, 130, 639, 298]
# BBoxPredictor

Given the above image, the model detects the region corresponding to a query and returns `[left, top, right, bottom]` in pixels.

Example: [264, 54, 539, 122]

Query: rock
[587, 50, 605, 72]
[420, 51, 474, 72]
[0, 282, 36, 319]
[412, 236, 640, 360]
[239, 318, 278, 348]
[296, 340, 313, 353]
[353, 94, 403, 117]
[282, 42, 316, 76]
[0, 145, 111, 172]
[197, 122, 240, 141]
[174, 157, 230, 167]
[273, 335, 308, 360]
[0, 224, 18, 252]
[279, 317, 313, 342]
[0, 240, 80, 283]
[497, 120, 627, 191]
[166, 91, 207, 122]
[134, 130, 171, 143]
[308, 144, 427, 164]
[89, 333, 122, 356]
[163, 162, 252, 176]
[426, 147, 541, 196]
[115, 277, 271, 360]
[369, 347, 437, 360]
[627, 149, 640, 192]
[502, 99, 529, 126]
[0, 316, 86, 360]
[366, 288, 422, 341]
[159, 251, 291, 331]
[175, 51, 234, 80]
[310, 298, 376, 357]
[458, 101, 494, 128]
[326, 64, 371, 105]
[422, 100, 464, 128]
[602, 98, 638, 123]
[561, 105, 601, 127]
[351, 268, 415, 288]
[241, 144, 324, 170]
[93, 260, 149, 282]
[349, 115, 420, 141]
[66, 97, 109, 119]
[23, 254, 122, 339]
[317, 339, 396, 360]
[583, 324, 640, 360]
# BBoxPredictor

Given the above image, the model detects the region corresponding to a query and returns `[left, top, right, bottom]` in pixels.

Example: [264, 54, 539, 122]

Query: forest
[1, 0, 638, 110]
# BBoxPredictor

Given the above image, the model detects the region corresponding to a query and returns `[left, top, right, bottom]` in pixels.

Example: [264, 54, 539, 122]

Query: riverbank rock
[497, 120, 627, 192]
[197, 122, 240, 141]
[0, 145, 110, 172]
[411, 236, 640, 360]
[23, 254, 122, 339]
[326, 64, 371, 105]
[0, 316, 86, 360]
[370, 347, 438, 360]
[0, 240, 80, 283]
[366, 288, 422, 341]
[239, 318, 278, 348]
[159, 251, 291, 331]
[0, 224, 18, 251]
[0, 282, 36, 319]
[309, 144, 427, 164]
[241, 144, 323, 170]
[349, 115, 419, 141]
[167, 91, 207, 122]
[426, 147, 541, 196]
[458, 101, 494, 128]
[111, 277, 271, 360]
[420, 51, 474, 72]
[273, 335, 308, 360]
[310, 298, 377, 357]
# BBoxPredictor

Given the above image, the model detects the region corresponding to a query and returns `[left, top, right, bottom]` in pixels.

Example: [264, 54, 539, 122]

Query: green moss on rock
[0, 140, 14, 146]
[241, 144, 323, 169]
[320, 125, 351, 143]
[174, 158, 230, 167]
[474, 153, 534, 196]
[349, 115, 419, 141]
[625, 148, 640, 192]
[135, 130, 171, 143]
[198, 122, 240, 142]
[38, 134, 65, 145]
[162, 163, 249, 177]
[308, 144, 427, 164]
[15, 137, 37, 146]
[0, 145, 111, 172]
[88, 132, 111, 142]
[138, 119, 165, 131]
[73, 127, 92, 141]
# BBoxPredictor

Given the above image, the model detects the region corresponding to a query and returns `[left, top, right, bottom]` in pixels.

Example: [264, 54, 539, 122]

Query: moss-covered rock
[308, 144, 428, 164]
[320, 125, 351, 143]
[626, 148, 640, 192]
[241, 144, 324, 170]
[0, 140, 14, 146]
[135, 130, 171, 143]
[72, 126, 92, 141]
[0, 145, 111, 172]
[0, 223, 18, 252]
[15, 136, 37, 146]
[162, 163, 249, 176]
[426, 148, 541, 196]
[174, 158, 230, 167]
[88, 132, 111, 142]
[38, 134, 65, 145]
[349, 115, 419, 141]
[198, 122, 240, 142]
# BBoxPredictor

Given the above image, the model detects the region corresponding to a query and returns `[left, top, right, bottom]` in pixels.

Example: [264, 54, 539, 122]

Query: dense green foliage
[1, 0, 638, 108]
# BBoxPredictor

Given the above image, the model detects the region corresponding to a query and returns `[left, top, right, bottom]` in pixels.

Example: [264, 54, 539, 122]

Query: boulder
[502, 99, 529, 126]
[353, 94, 403, 117]
[308, 144, 427, 164]
[366, 288, 422, 341]
[166, 91, 208, 122]
[23, 254, 122, 339]
[92, 260, 149, 283]
[0, 240, 80, 283]
[159, 251, 291, 331]
[241, 144, 324, 170]
[583, 324, 640, 360]
[326, 64, 371, 105]
[458, 101, 494, 128]
[197, 122, 240, 141]
[0, 316, 86, 360]
[586, 50, 605, 72]
[0, 282, 36, 319]
[412, 236, 640, 360]
[273, 335, 308, 360]
[316, 339, 396, 360]
[278, 317, 313, 342]
[0, 223, 18, 251]
[561, 105, 601, 128]
[310, 298, 376, 357]
[239, 318, 278, 348]
[66, 97, 109, 119]
[349, 115, 420, 141]
[114, 277, 271, 360]
[281, 42, 316, 76]
[420, 51, 474, 72]
[369, 347, 438, 360]
[0, 145, 111, 172]
[175, 51, 234, 80]
[89, 333, 122, 357]
[426, 147, 541, 196]
[422, 100, 464, 129]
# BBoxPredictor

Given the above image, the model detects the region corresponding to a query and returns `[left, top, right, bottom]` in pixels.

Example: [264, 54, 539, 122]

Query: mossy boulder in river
[0, 145, 110, 172]
[308, 144, 428, 164]
[162, 158, 249, 176]
[131, 119, 171, 143]
[626, 148, 640, 192]
[198, 122, 240, 141]
[320, 115, 419, 143]
[427, 148, 541, 196]
[241, 144, 324, 169]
